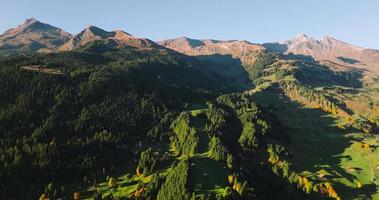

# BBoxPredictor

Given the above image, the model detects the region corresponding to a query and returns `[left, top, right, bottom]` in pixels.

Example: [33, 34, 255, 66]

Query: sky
[1, 0, 379, 49]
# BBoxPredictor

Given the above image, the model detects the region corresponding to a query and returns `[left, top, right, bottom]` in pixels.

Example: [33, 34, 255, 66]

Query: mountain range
[0, 18, 162, 53]
[2, 18, 379, 77]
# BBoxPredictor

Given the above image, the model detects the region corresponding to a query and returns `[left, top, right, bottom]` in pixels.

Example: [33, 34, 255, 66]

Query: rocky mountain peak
[296, 33, 309, 39]
[0, 18, 72, 53]
[24, 18, 39, 25]
[81, 26, 114, 38]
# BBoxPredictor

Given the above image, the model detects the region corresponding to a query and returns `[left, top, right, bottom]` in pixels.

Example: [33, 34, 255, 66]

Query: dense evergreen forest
[0, 45, 220, 199]
[1, 41, 377, 200]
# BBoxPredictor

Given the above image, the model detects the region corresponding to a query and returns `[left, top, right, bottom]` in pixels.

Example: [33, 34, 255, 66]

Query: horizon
[1, 0, 379, 49]
[5, 17, 376, 50]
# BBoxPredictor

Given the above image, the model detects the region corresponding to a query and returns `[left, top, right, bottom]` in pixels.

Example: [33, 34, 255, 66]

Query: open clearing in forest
[189, 109, 229, 196]
[21, 65, 64, 75]
[80, 105, 229, 199]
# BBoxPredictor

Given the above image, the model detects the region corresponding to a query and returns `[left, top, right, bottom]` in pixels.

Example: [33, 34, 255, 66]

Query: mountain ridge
[263, 34, 379, 75]
[158, 37, 265, 57]
[0, 19, 166, 53]
[2, 18, 379, 77]
[60, 25, 161, 51]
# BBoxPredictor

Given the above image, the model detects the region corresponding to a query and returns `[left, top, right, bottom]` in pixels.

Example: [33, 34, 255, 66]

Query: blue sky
[1, 0, 379, 49]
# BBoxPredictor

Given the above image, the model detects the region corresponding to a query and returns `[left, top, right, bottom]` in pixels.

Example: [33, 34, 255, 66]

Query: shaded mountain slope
[159, 37, 269, 88]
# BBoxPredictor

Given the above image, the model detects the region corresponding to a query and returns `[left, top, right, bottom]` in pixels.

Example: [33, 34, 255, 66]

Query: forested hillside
[1, 20, 379, 200]
[0, 43, 220, 199]
[0, 40, 335, 200]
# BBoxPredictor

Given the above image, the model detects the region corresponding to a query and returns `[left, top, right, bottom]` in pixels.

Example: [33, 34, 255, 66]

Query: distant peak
[7, 18, 61, 33]
[85, 25, 103, 31]
[24, 18, 39, 25]
[81, 26, 113, 37]
[323, 36, 338, 41]
[296, 33, 309, 39]
[177, 36, 192, 41]
[21, 18, 46, 29]
[238, 40, 251, 44]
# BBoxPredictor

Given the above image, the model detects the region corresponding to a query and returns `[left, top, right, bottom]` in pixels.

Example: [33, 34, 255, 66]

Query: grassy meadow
[252, 88, 379, 200]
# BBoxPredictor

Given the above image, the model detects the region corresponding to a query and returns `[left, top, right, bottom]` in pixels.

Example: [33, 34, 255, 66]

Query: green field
[80, 106, 230, 199]
[252, 89, 379, 200]
[190, 157, 228, 195]
[81, 173, 158, 199]
[190, 109, 229, 196]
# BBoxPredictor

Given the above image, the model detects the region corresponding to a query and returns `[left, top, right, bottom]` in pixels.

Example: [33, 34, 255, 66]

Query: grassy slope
[82, 174, 155, 199]
[190, 109, 229, 196]
[252, 88, 379, 200]
[323, 83, 379, 126]
[80, 105, 229, 199]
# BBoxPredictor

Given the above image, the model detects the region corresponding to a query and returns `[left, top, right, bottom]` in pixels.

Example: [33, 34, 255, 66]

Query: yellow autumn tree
[268, 153, 279, 164]
[73, 192, 80, 200]
[356, 181, 362, 188]
[135, 187, 145, 198]
[226, 154, 233, 169]
[323, 182, 339, 199]
[134, 188, 141, 198]
[363, 143, 370, 149]
[39, 194, 46, 200]
[228, 175, 234, 184]
[136, 166, 143, 176]
[233, 182, 242, 193]
[108, 177, 117, 188]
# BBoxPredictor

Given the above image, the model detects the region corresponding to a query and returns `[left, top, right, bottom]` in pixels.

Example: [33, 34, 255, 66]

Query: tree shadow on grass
[189, 157, 228, 195]
[252, 87, 373, 199]
[334, 182, 378, 200]
[190, 113, 210, 154]
[294, 63, 363, 88]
